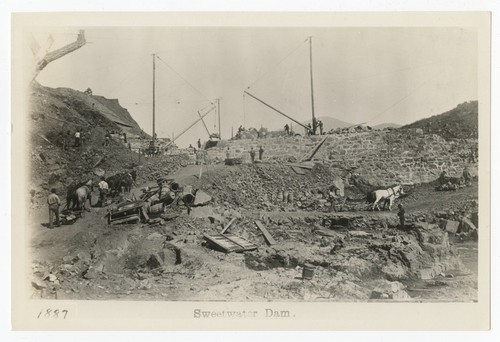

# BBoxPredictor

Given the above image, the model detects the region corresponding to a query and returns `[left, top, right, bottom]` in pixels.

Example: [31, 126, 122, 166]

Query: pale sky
[32, 27, 477, 147]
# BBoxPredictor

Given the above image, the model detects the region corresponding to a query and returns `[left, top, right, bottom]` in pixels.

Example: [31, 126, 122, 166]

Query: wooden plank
[110, 214, 140, 225]
[290, 166, 306, 175]
[286, 163, 313, 170]
[221, 217, 237, 234]
[254, 220, 277, 245]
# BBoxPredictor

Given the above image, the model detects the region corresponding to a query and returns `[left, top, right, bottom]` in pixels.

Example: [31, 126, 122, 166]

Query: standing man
[328, 185, 338, 212]
[63, 130, 71, 150]
[104, 130, 111, 147]
[318, 120, 324, 135]
[98, 176, 109, 207]
[225, 147, 230, 159]
[397, 204, 405, 230]
[47, 188, 61, 228]
[259, 146, 264, 161]
[250, 147, 256, 163]
[463, 166, 472, 186]
[306, 123, 312, 136]
[197, 138, 202, 149]
[284, 124, 290, 136]
[123, 132, 127, 144]
[74, 129, 81, 147]
[438, 170, 448, 185]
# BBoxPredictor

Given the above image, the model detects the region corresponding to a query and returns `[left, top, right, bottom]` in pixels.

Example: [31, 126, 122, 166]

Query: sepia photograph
[9, 11, 491, 331]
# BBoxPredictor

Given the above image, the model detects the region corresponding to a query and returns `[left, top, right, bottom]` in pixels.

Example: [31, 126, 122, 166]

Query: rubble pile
[136, 154, 191, 182]
[198, 163, 343, 211]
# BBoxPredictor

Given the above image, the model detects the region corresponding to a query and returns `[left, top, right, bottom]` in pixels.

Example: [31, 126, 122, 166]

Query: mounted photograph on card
[11, 12, 491, 330]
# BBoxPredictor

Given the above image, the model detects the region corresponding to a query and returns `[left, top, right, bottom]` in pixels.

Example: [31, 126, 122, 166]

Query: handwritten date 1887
[37, 309, 69, 319]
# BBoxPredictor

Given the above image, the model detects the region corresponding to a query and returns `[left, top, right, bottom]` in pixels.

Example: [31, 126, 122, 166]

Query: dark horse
[106, 170, 137, 196]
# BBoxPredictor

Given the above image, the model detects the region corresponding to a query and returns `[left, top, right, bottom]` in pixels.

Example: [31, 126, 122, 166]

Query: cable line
[247, 38, 308, 90]
[365, 68, 446, 124]
[155, 54, 214, 105]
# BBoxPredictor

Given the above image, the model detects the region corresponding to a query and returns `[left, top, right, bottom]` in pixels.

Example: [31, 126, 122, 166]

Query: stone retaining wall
[205, 130, 478, 185]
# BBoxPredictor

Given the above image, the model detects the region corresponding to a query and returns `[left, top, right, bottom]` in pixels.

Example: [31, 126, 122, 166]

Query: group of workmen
[283, 119, 324, 137]
[46, 176, 111, 228]
[188, 139, 202, 152]
[439, 166, 473, 187]
[249, 146, 265, 163]
[63, 128, 132, 150]
[104, 130, 128, 147]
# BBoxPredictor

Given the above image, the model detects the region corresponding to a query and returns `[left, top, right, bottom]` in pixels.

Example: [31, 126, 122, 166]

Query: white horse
[367, 185, 403, 211]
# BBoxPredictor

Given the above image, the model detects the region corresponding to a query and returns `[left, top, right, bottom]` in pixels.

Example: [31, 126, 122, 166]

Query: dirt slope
[402, 101, 478, 140]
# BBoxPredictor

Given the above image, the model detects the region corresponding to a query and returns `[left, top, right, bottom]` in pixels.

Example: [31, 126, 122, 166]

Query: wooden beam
[33, 30, 86, 80]
[301, 135, 328, 162]
[221, 217, 237, 234]
[244, 91, 312, 132]
[254, 220, 276, 245]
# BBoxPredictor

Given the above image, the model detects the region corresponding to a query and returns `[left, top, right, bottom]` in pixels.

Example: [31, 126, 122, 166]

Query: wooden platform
[203, 233, 258, 253]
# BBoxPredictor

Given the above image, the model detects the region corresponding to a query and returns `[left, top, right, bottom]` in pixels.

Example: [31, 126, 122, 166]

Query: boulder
[193, 190, 212, 206]
[370, 280, 410, 300]
[443, 220, 460, 234]
[419, 268, 435, 280]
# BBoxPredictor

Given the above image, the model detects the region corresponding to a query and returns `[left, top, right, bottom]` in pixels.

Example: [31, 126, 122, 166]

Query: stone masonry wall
[205, 130, 478, 185]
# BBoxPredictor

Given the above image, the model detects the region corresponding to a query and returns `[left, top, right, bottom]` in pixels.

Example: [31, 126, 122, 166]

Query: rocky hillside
[30, 82, 144, 136]
[28, 82, 189, 204]
[402, 101, 478, 140]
